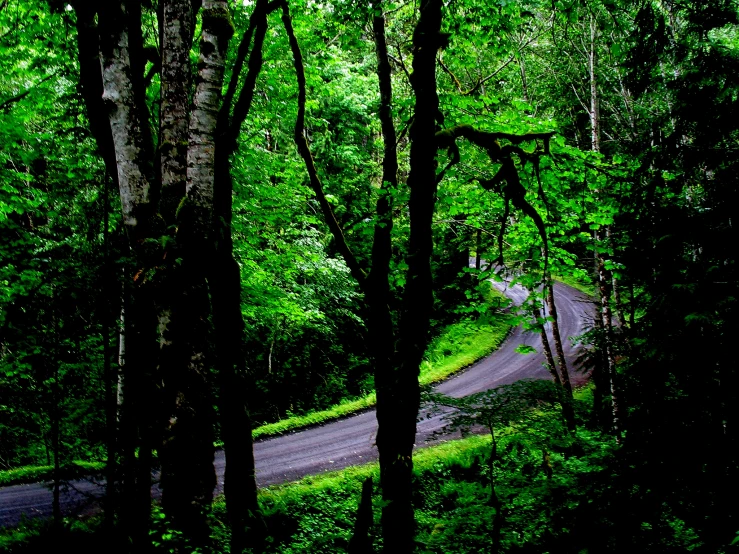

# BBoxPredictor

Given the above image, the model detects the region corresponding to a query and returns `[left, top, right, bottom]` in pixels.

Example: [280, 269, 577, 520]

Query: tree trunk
[585, 12, 619, 436]
[589, 312, 611, 429]
[606, 226, 627, 327]
[589, 13, 600, 154]
[97, 4, 161, 545]
[533, 304, 561, 386]
[348, 477, 375, 554]
[212, 1, 277, 549]
[101, 171, 118, 530]
[159, 2, 234, 548]
[378, 1, 443, 550]
[51, 308, 61, 530]
[159, 0, 193, 223]
[596, 250, 620, 436]
[545, 282, 576, 430]
[475, 228, 482, 270]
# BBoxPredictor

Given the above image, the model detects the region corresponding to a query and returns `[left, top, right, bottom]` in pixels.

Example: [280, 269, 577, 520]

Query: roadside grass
[0, 461, 105, 488]
[252, 297, 513, 441]
[555, 272, 596, 296]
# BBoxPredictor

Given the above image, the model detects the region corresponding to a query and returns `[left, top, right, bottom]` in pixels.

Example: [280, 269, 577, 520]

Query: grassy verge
[0, 461, 105, 488]
[252, 394, 378, 440]
[252, 309, 513, 441]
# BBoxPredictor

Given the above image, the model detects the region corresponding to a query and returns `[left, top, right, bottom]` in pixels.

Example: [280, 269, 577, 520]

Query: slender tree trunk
[212, 2, 277, 549]
[533, 304, 561, 386]
[545, 282, 576, 430]
[475, 228, 482, 270]
[51, 314, 61, 529]
[586, 14, 619, 435]
[72, 4, 119, 190]
[281, 1, 435, 549]
[606, 226, 627, 327]
[589, 13, 600, 154]
[596, 249, 620, 436]
[589, 312, 610, 429]
[102, 171, 118, 530]
[366, 3, 408, 551]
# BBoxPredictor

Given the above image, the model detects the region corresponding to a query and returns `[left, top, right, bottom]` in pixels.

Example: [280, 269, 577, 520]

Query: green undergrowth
[247, 306, 512, 441]
[209, 406, 628, 553]
[0, 461, 105, 488]
[209, 402, 701, 553]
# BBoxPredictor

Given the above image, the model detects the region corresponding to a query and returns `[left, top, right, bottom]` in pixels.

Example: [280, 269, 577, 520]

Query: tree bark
[596, 249, 620, 436]
[98, 2, 156, 239]
[98, 4, 160, 546]
[72, 4, 119, 190]
[533, 303, 561, 387]
[74, 1, 266, 548]
[101, 171, 118, 530]
[589, 13, 600, 154]
[159, 0, 194, 224]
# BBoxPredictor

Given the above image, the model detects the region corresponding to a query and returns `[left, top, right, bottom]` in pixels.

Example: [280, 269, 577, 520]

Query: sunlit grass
[250, 295, 513, 441]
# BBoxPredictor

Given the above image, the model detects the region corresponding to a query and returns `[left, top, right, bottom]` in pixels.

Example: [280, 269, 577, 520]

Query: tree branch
[279, 0, 367, 287]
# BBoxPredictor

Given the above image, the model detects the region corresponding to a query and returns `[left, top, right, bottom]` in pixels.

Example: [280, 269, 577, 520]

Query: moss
[159, 140, 189, 157]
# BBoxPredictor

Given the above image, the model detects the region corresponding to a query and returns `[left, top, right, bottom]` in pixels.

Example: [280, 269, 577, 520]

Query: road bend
[0, 280, 591, 528]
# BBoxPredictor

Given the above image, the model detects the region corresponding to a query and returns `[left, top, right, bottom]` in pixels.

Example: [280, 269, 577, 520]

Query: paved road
[0, 280, 591, 528]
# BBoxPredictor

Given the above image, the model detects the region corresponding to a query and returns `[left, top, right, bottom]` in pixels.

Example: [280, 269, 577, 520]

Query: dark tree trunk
[590, 312, 611, 430]
[378, 1, 443, 550]
[533, 304, 561, 386]
[211, 1, 278, 549]
[101, 171, 118, 530]
[545, 282, 576, 430]
[348, 477, 375, 554]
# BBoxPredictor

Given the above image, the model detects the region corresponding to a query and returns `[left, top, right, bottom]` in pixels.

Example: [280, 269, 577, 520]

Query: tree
[277, 0, 562, 549]
[65, 0, 277, 549]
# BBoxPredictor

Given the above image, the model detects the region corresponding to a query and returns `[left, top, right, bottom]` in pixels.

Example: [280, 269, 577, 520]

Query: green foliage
[0, 0, 116, 471]
[208, 406, 623, 554]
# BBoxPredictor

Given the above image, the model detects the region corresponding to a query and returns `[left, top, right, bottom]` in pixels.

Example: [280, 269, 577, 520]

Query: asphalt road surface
[0, 279, 591, 528]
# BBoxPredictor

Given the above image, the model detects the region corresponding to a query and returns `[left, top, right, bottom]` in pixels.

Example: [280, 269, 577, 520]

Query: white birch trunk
[99, 3, 153, 235]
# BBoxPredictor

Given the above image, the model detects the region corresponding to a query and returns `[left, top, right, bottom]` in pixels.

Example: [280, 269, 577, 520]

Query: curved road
[0, 280, 590, 528]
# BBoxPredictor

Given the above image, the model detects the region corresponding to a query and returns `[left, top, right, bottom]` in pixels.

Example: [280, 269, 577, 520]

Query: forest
[0, 0, 737, 552]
